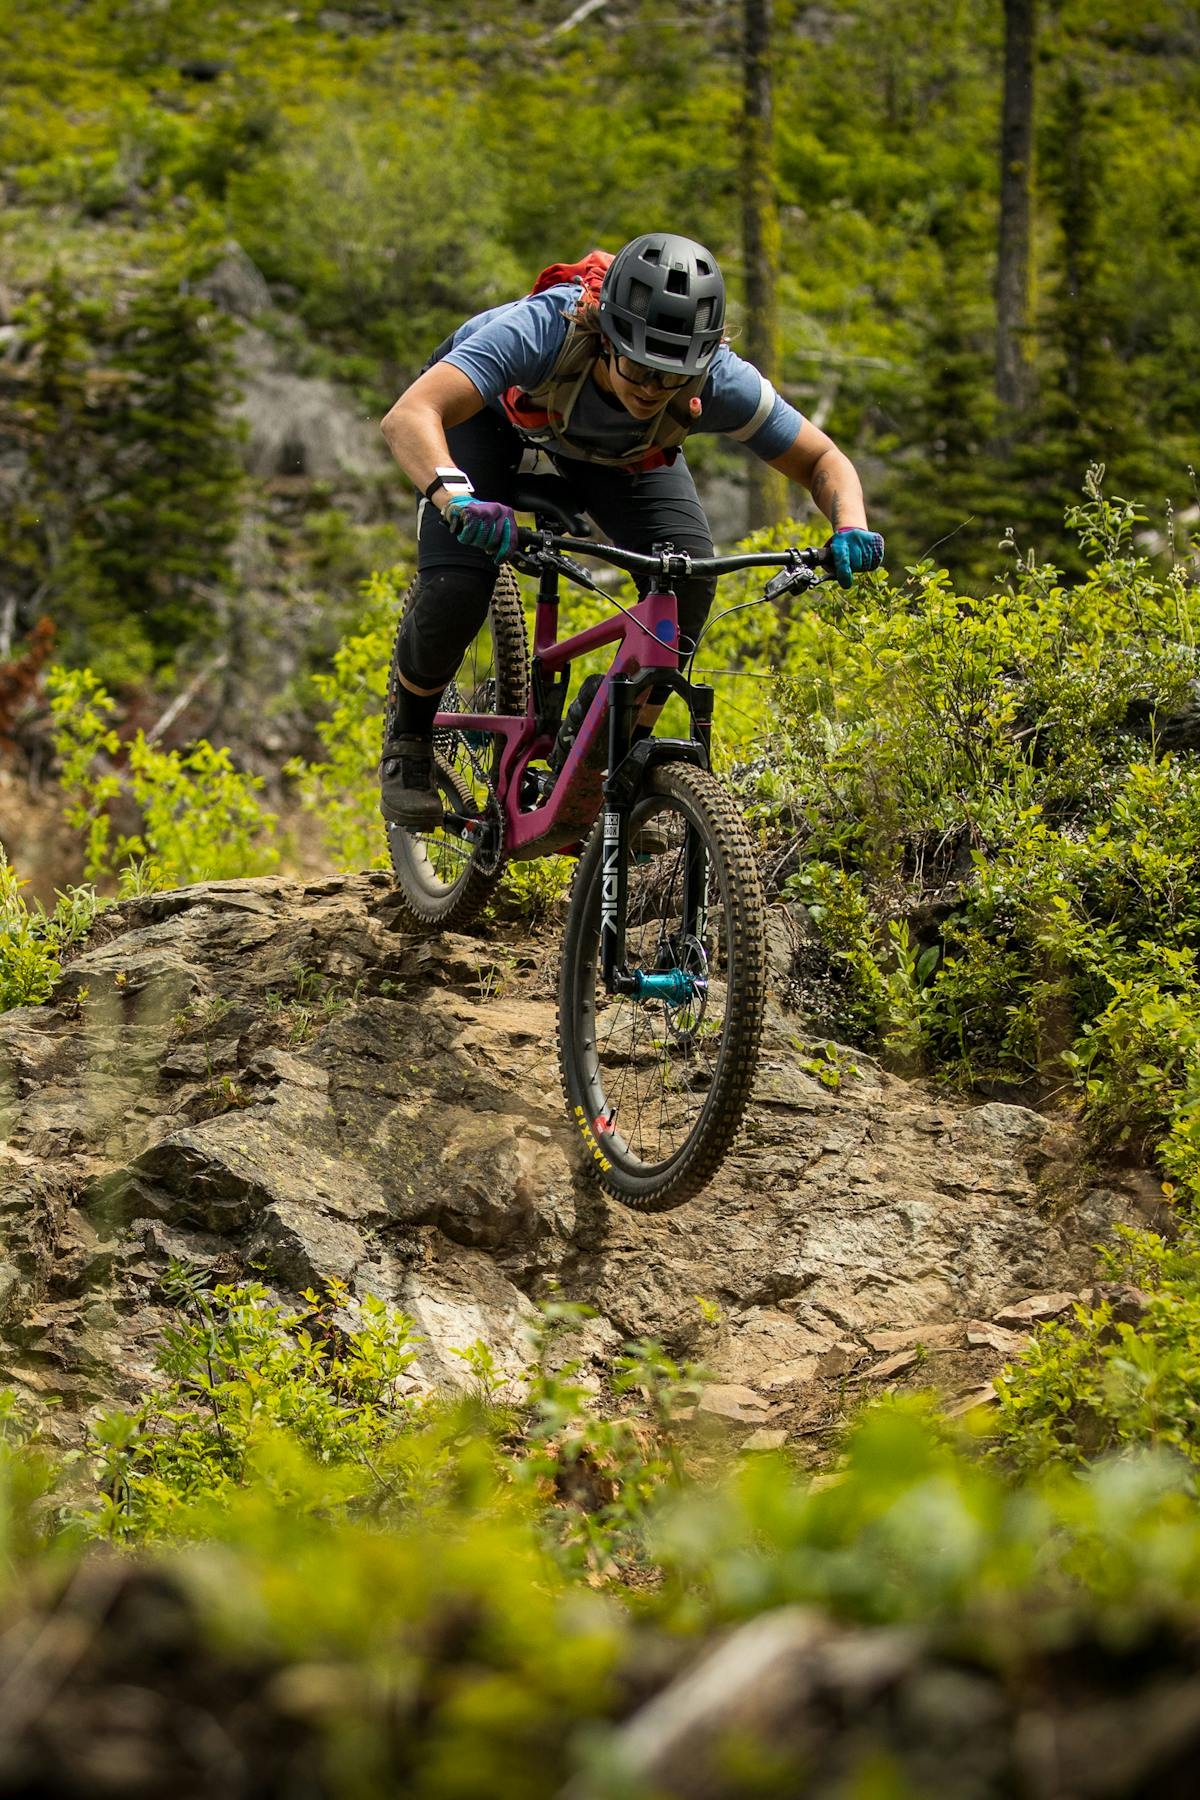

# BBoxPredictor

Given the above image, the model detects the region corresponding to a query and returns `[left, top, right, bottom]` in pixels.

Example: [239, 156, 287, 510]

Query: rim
[388, 619, 507, 901]
[569, 798, 733, 1177]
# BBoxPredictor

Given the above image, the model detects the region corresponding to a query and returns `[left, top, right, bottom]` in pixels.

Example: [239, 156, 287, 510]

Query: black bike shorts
[415, 405, 718, 652]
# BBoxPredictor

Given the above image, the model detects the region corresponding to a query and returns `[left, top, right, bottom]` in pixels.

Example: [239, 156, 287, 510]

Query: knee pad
[396, 567, 496, 689]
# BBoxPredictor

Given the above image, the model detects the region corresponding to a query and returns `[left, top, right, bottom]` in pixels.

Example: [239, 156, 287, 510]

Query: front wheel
[557, 763, 767, 1211]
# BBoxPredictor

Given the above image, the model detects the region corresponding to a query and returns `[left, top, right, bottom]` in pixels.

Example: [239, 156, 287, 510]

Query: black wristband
[423, 466, 473, 505]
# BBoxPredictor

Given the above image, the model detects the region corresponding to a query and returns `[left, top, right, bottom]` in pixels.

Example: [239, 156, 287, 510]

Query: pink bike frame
[433, 584, 684, 860]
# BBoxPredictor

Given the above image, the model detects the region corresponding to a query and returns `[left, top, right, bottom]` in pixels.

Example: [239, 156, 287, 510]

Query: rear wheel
[557, 762, 767, 1210]
[385, 567, 528, 932]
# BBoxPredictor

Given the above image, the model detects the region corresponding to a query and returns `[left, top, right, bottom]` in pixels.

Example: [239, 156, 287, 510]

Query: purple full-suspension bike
[385, 477, 828, 1210]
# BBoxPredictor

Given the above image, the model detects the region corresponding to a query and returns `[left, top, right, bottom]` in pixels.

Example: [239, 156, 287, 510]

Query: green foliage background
[2, 0, 1199, 681]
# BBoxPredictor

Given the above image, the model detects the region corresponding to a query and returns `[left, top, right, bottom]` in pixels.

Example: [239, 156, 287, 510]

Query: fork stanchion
[600, 675, 638, 995]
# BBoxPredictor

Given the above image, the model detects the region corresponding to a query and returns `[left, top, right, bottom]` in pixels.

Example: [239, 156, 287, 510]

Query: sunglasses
[612, 354, 693, 393]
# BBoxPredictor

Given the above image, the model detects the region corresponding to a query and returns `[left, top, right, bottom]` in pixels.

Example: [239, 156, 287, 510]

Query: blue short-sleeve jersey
[439, 284, 803, 465]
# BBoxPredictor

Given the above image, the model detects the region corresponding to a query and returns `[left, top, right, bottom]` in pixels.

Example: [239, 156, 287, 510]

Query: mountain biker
[379, 232, 884, 828]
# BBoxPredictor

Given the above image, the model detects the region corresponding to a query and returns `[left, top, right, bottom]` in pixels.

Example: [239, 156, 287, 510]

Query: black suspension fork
[598, 672, 713, 998]
[599, 674, 637, 995]
[682, 682, 714, 950]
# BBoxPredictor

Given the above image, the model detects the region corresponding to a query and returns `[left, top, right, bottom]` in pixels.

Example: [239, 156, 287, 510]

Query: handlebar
[512, 527, 831, 600]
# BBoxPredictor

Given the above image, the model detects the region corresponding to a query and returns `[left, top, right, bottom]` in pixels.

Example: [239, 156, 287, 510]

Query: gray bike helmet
[598, 233, 726, 376]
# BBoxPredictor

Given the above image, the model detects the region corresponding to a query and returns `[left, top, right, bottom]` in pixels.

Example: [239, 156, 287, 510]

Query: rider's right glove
[828, 526, 885, 591]
[443, 495, 518, 563]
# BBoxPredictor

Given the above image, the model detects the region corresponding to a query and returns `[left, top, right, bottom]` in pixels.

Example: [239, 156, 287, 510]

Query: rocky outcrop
[0, 874, 1154, 1441]
[233, 325, 389, 482]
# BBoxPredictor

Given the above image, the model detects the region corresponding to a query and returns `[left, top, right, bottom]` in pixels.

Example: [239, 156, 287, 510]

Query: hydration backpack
[499, 251, 706, 471]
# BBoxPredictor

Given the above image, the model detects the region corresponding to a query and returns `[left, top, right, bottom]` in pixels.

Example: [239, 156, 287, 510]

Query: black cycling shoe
[380, 734, 444, 830]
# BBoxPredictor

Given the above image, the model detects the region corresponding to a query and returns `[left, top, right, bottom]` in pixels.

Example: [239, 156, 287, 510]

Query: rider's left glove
[828, 526, 885, 591]
[443, 495, 518, 563]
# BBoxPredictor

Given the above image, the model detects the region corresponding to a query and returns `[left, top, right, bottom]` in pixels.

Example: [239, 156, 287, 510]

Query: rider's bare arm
[381, 364, 487, 509]
[767, 419, 870, 531]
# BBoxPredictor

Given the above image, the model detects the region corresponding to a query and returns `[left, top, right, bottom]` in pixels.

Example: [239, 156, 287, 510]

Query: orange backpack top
[527, 249, 613, 301]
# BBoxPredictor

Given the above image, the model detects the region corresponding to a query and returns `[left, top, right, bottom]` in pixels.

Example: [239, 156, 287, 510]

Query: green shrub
[48, 664, 282, 888]
[86, 1269, 429, 1542]
[79, 1271, 697, 1582]
[225, 99, 525, 376]
[5, 1278, 1200, 1793]
[0, 850, 100, 1013]
[285, 570, 398, 873]
[745, 478, 1200, 1195]
[994, 1224, 1200, 1475]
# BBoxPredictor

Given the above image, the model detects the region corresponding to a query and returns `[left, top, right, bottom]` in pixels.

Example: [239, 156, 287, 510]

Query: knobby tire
[385, 568, 528, 932]
[557, 762, 767, 1210]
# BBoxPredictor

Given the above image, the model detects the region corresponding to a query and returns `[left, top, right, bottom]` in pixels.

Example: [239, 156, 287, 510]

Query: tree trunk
[741, 0, 787, 531]
[995, 0, 1037, 416]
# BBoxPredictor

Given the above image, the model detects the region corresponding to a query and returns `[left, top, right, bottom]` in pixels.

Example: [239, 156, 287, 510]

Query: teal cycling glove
[443, 495, 518, 562]
[828, 527, 885, 591]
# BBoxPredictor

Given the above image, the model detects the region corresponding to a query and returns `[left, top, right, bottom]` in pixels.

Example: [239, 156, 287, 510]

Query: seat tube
[533, 558, 561, 655]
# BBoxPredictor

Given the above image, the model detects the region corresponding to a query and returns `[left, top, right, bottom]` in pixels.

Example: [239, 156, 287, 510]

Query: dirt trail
[0, 874, 1160, 1446]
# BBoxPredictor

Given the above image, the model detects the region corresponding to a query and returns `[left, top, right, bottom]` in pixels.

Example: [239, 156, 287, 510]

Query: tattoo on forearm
[810, 466, 842, 527]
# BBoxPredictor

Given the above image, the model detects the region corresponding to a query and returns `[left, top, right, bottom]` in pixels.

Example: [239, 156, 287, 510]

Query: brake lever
[764, 564, 826, 602]
[511, 545, 606, 593]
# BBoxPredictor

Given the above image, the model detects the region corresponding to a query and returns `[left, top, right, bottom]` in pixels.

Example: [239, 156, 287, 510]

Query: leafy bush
[0, 849, 99, 1012]
[86, 1269, 428, 1542]
[48, 664, 282, 888]
[744, 478, 1200, 1196]
[994, 1223, 1200, 1475]
[79, 1271, 698, 1585]
[226, 99, 525, 379]
[4, 1264, 1200, 1791]
[653, 1399, 1200, 1635]
[285, 571, 397, 873]
[5, 1360, 1200, 1796]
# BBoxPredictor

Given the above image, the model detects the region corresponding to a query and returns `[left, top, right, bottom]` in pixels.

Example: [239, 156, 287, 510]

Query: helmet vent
[665, 267, 689, 295]
[627, 279, 653, 318]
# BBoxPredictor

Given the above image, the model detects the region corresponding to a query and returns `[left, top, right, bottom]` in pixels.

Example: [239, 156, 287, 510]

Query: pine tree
[0, 244, 243, 683]
[0, 268, 125, 667]
[99, 240, 243, 667]
[1015, 68, 1158, 558]
[741, 0, 787, 530]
